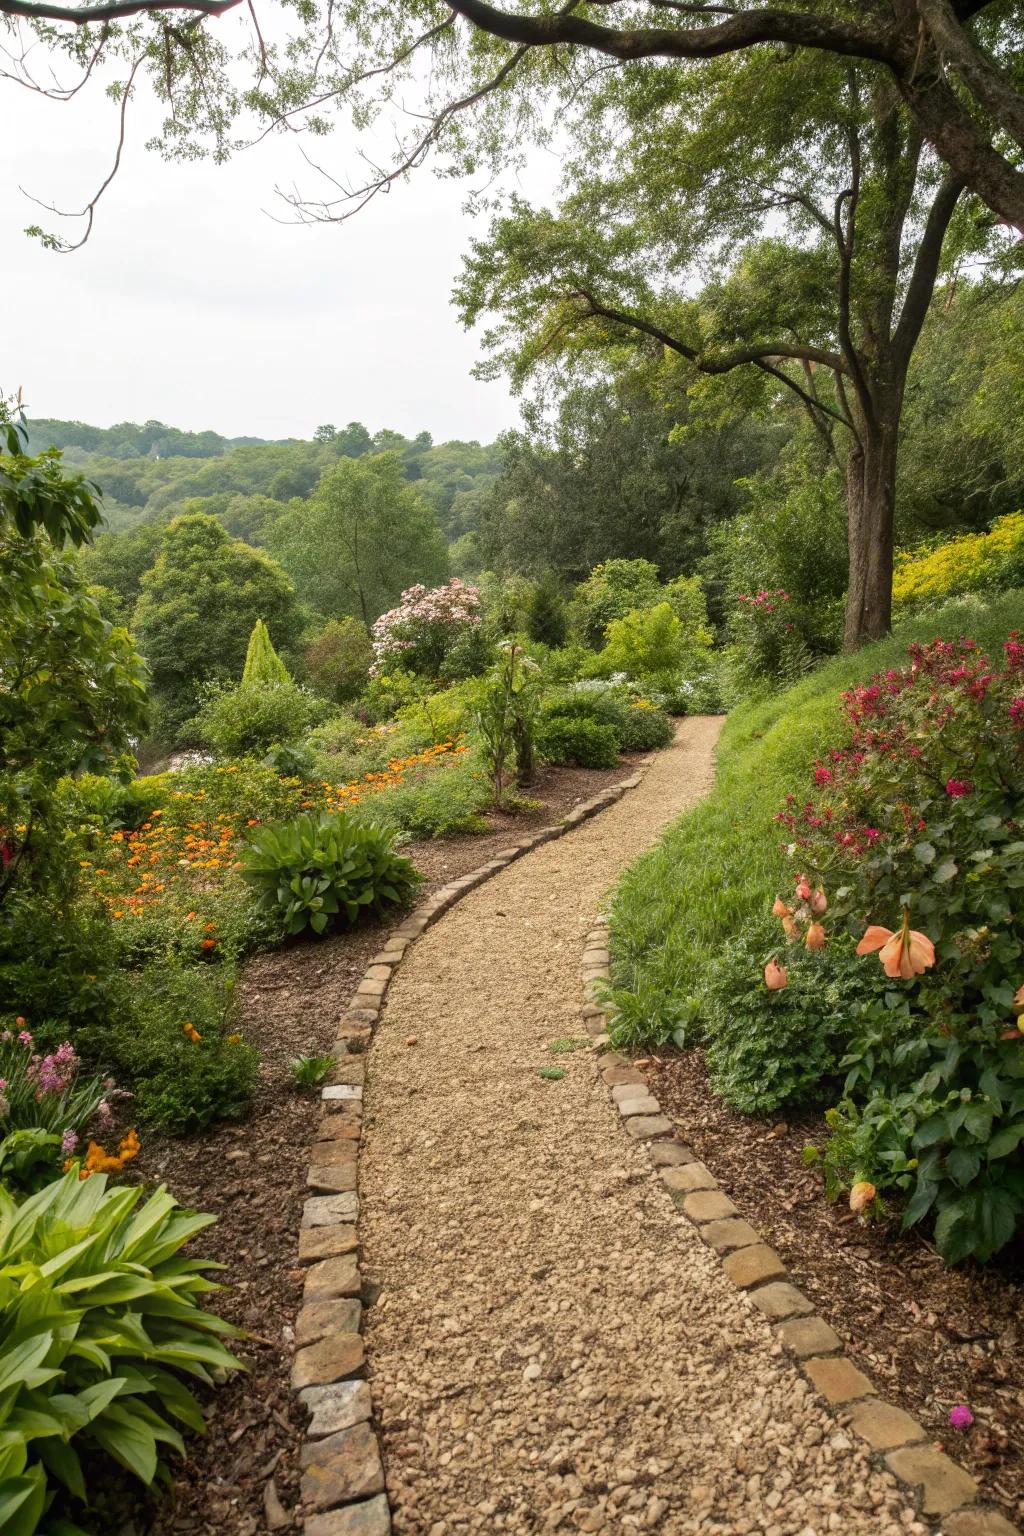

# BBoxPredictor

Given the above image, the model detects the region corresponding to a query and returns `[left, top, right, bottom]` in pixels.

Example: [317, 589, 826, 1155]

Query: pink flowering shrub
[776, 635, 1024, 1263]
[370, 579, 485, 680]
[730, 588, 813, 686]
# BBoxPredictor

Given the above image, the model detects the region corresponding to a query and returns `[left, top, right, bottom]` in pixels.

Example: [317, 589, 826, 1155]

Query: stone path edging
[581, 925, 1022, 1536]
[288, 766, 650, 1536]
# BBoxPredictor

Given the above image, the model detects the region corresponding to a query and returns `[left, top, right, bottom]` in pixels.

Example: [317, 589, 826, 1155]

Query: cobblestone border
[581, 926, 1022, 1536]
[289, 767, 650, 1535]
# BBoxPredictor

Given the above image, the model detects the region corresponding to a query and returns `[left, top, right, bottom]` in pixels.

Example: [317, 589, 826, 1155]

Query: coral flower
[764, 958, 789, 990]
[810, 889, 828, 916]
[772, 896, 790, 918]
[805, 922, 827, 951]
[795, 875, 812, 901]
[849, 1181, 876, 1213]
[857, 912, 935, 979]
[782, 913, 800, 942]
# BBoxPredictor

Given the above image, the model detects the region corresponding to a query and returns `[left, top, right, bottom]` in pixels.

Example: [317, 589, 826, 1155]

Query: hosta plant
[240, 812, 419, 936]
[0, 1169, 240, 1535]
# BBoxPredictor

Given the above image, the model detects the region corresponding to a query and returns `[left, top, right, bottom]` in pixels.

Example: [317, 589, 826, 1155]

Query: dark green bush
[703, 933, 857, 1115]
[91, 962, 260, 1135]
[196, 679, 320, 758]
[537, 716, 620, 769]
[542, 685, 628, 739]
[240, 811, 420, 935]
[618, 702, 674, 751]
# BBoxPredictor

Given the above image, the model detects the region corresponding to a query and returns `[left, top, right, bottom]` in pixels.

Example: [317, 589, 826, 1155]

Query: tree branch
[445, 0, 894, 64]
[918, 0, 1024, 152]
[892, 173, 966, 368]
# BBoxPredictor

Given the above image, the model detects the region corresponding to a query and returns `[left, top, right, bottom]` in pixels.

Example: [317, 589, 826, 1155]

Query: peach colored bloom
[849, 1181, 876, 1213]
[810, 889, 828, 916]
[805, 922, 826, 951]
[764, 958, 788, 990]
[772, 896, 790, 918]
[795, 875, 811, 902]
[856, 914, 935, 979]
[782, 913, 800, 942]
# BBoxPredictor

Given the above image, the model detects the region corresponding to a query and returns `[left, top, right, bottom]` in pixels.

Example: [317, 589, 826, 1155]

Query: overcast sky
[1, 50, 553, 444]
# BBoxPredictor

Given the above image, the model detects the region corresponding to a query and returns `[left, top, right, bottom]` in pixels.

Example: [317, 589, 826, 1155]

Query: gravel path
[359, 719, 925, 1536]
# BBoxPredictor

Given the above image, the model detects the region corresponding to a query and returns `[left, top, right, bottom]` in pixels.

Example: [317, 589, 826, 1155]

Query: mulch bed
[99, 759, 639, 1536]
[648, 1049, 1024, 1528]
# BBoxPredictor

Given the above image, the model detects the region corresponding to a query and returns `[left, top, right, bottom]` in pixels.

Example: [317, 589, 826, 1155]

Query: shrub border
[580, 930, 1022, 1536]
[289, 766, 648, 1536]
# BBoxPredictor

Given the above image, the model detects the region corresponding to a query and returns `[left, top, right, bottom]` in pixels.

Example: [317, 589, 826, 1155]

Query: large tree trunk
[843, 394, 901, 651]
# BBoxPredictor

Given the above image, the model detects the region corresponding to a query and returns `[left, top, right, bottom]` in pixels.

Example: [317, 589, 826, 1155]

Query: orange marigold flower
[201, 938, 217, 951]
[182, 1022, 202, 1042]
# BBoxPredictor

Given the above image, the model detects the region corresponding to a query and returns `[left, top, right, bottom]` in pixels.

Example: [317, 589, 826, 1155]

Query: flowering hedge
[892, 511, 1024, 610]
[770, 635, 1024, 1263]
[370, 579, 482, 677]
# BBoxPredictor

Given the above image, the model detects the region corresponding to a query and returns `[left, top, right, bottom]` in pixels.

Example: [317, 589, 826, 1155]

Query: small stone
[355, 976, 388, 998]
[803, 1354, 874, 1404]
[303, 1193, 358, 1228]
[305, 1253, 361, 1301]
[661, 1163, 717, 1195]
[845, 1398, 927, 1451]
[301, 1380, 373, 1438]
[776, 1314, 842, 1359]
[300, 1423, 385, 1510]
[323, 1085, 363, 1102]
[747, 1283, 815, 1321]
[291, 1332, 365, 1391]
[310, 1140, 359, 1168]
[405, 1035, 418, 1046]
[885, 1445, 978, 1515]
[648, 1141, 696, 1166]
[308, 1163, 358, 1194]
[263, 1478, 290, 1531]
[299, 1225, 359, 1263]
[723, 1243, 787, 1289]
[682, 1190, 740, 1223]
[700, 1217, 761, 1253]
[296, 1299, 362, 1346]
[610, 1079, 649, 1100]
[942, 1509, 1022, 1536]
[316, 1115, 362, 1142]
[623, 1115, 673, 1139]
[618, 1094, 662, 1118]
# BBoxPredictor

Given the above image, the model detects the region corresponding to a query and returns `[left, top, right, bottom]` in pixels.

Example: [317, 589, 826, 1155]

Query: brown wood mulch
[90, 760, 640, 1536]
[647, 1049, 1024, 1530]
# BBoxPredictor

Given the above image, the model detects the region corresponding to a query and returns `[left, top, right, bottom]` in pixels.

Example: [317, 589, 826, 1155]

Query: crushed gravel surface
[360, 718, 929, 1536]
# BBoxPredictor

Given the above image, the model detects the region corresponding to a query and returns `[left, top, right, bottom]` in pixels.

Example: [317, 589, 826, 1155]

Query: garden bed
[103, 757, 639, 1536]
[647, 1049, 1024, 1528]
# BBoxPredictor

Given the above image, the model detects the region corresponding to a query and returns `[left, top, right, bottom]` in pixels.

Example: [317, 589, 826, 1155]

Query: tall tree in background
[270, 453, 449, 626]
[133, 513, 301, 730]
[458, 43, 1014, 646]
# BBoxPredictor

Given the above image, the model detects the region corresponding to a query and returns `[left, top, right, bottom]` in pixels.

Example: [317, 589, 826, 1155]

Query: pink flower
[813, 765, 833, 786]
[795, 874, 811, 902]
[949, 1405, 974, 1431]
[945, 778, 972, 797]
[810, 889, 828, 916]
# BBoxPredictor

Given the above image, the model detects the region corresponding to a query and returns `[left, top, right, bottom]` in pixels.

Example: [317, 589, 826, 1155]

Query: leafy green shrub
[542, 683, 628, 739]
[474, 642, 542, 801]
[306, 617, 374, 702]
[597, 600, 712, 680]
[0, 1169, 240, 1533]
[240, 812, 419, 935]
[702, 934, 856, 1115]
[780, 633, 1024, 1261]
[195, 679, 319, 759]
[64, 772, 169, 833]
[537, 717, 620, 769]
[91, 963, 259, 1136]
[527, 580, 568, 648]
[0, 882, 122, 1041]
[363, 753, 491, 839]
[571, 559, 663, 648]
[617, 701, 674, 751]
[893, 512, 1024, 610]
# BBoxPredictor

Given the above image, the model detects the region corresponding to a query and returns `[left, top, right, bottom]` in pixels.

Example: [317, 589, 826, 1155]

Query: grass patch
[608, 590, 1024, 1042]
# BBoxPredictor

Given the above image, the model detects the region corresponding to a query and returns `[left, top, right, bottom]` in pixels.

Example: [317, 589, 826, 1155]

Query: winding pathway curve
[358, 718, 926, 1536]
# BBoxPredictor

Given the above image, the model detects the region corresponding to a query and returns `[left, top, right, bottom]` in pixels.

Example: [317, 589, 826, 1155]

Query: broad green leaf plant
[0, 1169, 240, 1535]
